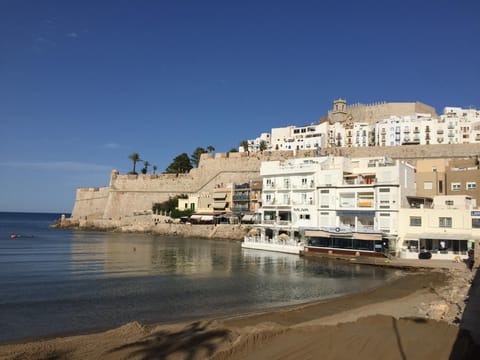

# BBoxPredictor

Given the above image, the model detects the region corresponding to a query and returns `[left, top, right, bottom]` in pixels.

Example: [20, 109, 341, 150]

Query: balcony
[357, 201, 373, 208]
[233, 195, 250, 201]
[343, 175, 376, 185]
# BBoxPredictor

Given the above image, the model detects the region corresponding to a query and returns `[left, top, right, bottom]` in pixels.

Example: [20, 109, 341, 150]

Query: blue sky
[1, 0, 479, 213]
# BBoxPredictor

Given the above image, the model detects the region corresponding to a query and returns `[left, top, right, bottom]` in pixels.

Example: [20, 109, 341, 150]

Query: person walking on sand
[467, 246, 475, 270]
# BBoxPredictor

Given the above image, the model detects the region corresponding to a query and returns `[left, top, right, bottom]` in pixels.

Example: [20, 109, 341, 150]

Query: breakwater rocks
[55, 215, 249, 240]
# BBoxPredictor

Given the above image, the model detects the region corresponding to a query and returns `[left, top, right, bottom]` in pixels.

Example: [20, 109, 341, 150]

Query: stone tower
[330, 98, 348, 123]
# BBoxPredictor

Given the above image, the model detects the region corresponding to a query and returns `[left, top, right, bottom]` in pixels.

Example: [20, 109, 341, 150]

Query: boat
[9, 234, 33, 239]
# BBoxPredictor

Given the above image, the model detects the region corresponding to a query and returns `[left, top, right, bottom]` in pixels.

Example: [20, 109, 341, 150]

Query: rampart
[70, 143, 480, 222]
[329, 101, 438, 124]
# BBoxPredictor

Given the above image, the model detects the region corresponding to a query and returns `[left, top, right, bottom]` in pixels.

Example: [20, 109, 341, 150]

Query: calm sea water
[0, 212, 394, 343]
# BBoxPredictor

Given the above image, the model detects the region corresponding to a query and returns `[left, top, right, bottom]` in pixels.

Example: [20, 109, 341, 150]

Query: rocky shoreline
[53, 215, 249, 240]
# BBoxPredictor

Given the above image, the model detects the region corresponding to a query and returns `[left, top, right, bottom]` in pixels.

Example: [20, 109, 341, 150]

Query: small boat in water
[9, 234, 33, 239]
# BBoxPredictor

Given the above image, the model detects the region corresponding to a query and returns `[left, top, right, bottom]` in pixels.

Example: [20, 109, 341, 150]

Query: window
[299, 214, 311, 220]
[445, 200, 454, 206]
[472, 218, 480, 229]
[409, 216, 422, 226]
[379, 188, 390, 192]
[439, 217, 452, 228]
[423, 182, 433, 190]
[467, 182, 477, 190]
[301, 178, 307, 185]
[439, 180, 443, 193]
[451, 182, 461, 191]
[301, 193, 307, 204]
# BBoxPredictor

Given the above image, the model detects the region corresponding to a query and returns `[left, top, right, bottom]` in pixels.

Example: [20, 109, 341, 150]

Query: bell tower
[330, 98, 347, 123]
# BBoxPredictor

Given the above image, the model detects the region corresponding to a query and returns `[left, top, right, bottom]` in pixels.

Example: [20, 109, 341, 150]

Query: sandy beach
[0, 261, 477, 360]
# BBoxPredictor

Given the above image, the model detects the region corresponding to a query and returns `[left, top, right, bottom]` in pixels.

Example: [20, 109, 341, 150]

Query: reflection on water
[70, 233, 242, 277]
[0, 226, 395, 344]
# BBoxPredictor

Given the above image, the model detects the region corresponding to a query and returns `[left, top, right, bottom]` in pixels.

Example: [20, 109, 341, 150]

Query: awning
[304, 229, 354, 238]
[213, 202, 227, 209]
[405, 233, 471, 241]
[418, 233, 470, 241]
[353, 232, 382, 241]
[242, 214, 255, 221]
[201, 215, 214, 221]
[305, 230, 331, 237]
[190, 215, 202, 220]
[213, 192, 227, 199]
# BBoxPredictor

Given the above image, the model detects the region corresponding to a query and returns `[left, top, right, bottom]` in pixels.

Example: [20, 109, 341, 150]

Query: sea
[0, 212, 395, 344]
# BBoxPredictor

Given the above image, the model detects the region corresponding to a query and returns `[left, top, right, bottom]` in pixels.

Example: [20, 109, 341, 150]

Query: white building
[309, 156, 415, 254]
[243, 132, 271, 152]
[441, 107, 480, 144]
[251, 156, 415, 256]
[398, 195, 480, 260]
[245, 101, 480, 153]
[270, 123, 327, 152]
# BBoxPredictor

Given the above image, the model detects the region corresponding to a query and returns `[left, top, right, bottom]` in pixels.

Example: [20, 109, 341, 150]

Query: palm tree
[142, 161, 151, 174]
[207, 145, 215, 153]
[259, 140, 268, 152]
[240, 140, 250, 153]
[129, 152, 141, 174]
[152, 165, 158, 174]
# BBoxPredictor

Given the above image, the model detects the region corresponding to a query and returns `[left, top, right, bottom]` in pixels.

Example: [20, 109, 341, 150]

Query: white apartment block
[258, 156, 416, 248]
[441, 107, 480, 144]
[268, 122, 328, 152]
[315, 156, 415, 242]
[243, 132, 271, 152]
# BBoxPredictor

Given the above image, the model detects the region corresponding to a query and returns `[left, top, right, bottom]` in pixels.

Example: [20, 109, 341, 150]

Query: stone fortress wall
[70, 143, 480, 222]
[328, 100, 438, 124]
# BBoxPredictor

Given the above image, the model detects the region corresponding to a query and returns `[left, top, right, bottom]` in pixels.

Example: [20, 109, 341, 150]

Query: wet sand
[0, 264, 475, 360]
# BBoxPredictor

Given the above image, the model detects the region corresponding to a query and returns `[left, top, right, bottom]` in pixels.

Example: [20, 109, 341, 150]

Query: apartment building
[398, 195, 480, 259]
[415, 158, 480, 203]
[305, 156, 415, 256]
[270, 122, 327, 152]
[255, 155, 415, 255]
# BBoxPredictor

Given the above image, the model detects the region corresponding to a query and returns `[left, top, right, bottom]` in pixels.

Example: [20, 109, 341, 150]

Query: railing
[233, 195, 250, 201]
[244, 235, 304, 247]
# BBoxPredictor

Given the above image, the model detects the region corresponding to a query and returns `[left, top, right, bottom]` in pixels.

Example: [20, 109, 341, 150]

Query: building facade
[398, 195, 480, 259]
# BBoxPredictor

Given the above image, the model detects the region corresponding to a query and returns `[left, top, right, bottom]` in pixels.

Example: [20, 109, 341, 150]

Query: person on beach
[468, 246, 475, 270]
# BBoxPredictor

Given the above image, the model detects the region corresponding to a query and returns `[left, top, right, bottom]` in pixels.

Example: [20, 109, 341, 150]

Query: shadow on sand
[107, 320, 230, 360]
[449, 265, 480, 360]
